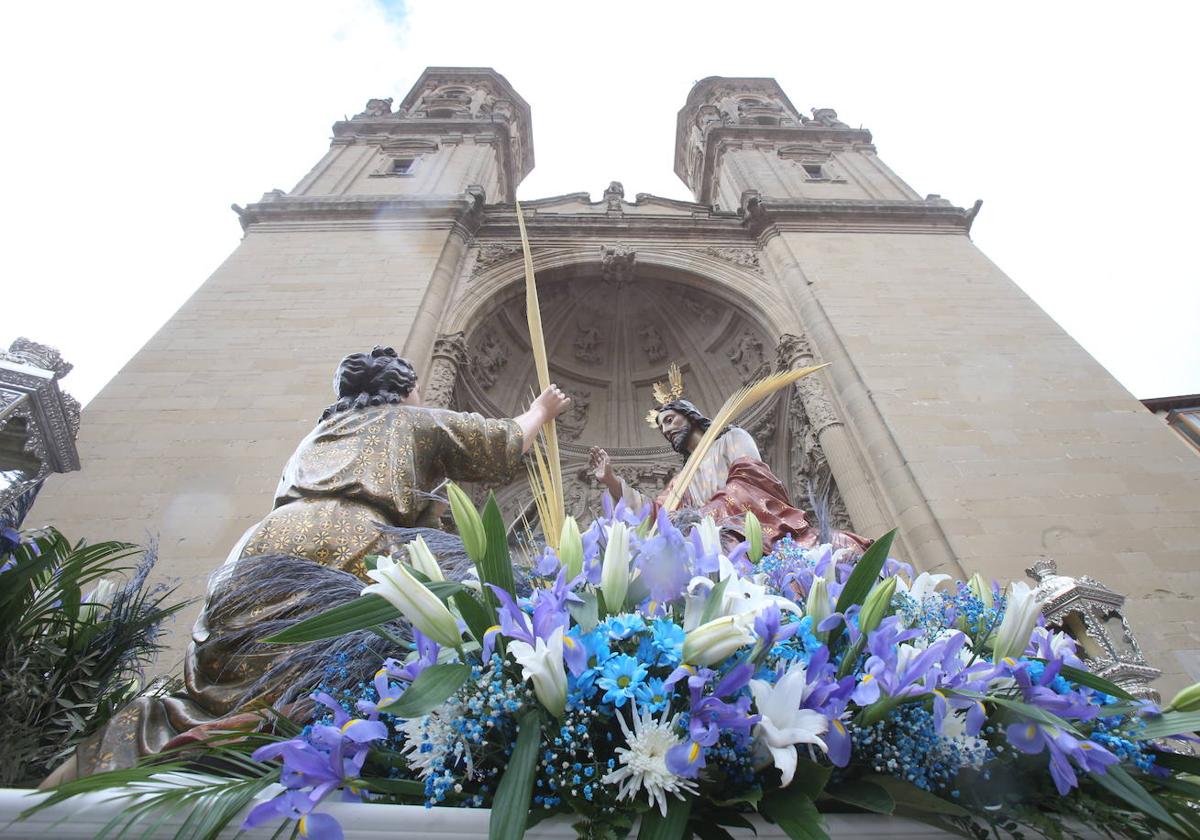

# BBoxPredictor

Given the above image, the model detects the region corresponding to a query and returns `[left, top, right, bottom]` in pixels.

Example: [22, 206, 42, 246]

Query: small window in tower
[391, 158, 416, 175]
[802, 162, 826, 180]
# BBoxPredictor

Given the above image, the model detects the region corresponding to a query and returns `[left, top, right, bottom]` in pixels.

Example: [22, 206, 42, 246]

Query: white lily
[601, 521, 631, 612]
[405, 536, 444, 582]
[81, 577, 117, 621]
[897, 571, 951, 603]
[749, 663, 830, 786]
[686, 556, 800, 626]
[508, 626, 568, 717]
[806, 576, 831, 629]
[696, 516, 722, 559]
[992, 580, 1042, 662]
[682, 614, 755, 666]
[559, 516, 584, 579]
[362, 555, 461, 648]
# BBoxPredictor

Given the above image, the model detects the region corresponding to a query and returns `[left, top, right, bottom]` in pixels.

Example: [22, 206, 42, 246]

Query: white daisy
[601, 705, 698, 816]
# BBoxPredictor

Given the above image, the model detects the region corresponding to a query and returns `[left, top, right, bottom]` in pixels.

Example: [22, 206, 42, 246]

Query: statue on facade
[587, 366, 870, 553]
[45, 347, 570, 782]
[358, 97, 393, 117]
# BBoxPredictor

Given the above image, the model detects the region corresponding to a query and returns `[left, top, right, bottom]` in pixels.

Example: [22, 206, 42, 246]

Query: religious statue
[45, 347, 570, 782]
[358, 97, 393, 117]
[588, 366, 870, 553]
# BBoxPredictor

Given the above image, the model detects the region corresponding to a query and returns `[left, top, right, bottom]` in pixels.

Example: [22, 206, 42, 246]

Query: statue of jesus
[588, 396, 870, 553]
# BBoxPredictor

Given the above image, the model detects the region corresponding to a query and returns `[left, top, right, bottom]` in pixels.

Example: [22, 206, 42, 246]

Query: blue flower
[646, 620, 685, 666]
[597, 654, 648, 707]
[635, 677, 671, 713]
[603, 613, 645, 641]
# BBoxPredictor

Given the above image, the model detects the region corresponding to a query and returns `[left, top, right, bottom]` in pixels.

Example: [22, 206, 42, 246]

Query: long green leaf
[790, 757, 833, 801]
[480, 493, 516, 609]
[1033, 659, 1136, 702]
[638, 795, 694, 840]
[453, 589, 494, 646]
[1088, 765, 1183, 835]
[1152, 749, 1200, 776]
[700, 576, 732, 625]
[761, 792, 828, 840]
[824, 780, 895, 815]
[377, 663, 471, 718]
[1137, 710, 1200, 740]
[947, 689, 1081, 736]
[828, 530, 896, 649]
[261, 594, 400, 643]
[489, 709, 542, 840]
[868, 775, 969, 817]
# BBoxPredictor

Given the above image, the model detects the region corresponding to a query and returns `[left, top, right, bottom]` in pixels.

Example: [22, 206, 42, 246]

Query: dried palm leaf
[516, 201, 565, 547]
[662, 364, 829, 511]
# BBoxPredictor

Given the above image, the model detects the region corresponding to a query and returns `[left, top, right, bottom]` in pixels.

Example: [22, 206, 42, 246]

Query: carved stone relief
[472, 243, 522, 277]
[357, 98, 393, 118]
[682, 297, 718, 325]
[557, 388, 591, 442]
[573, 317, 604, 365]
[603, 181, 625, 211]
[471, 332, 508, 389]
[800, 108, 849, 129]
[600, 245, 636, 286]
[728, 331, 768, 383]
[638, 324, 667, 363]
[705, 247, 762, 273]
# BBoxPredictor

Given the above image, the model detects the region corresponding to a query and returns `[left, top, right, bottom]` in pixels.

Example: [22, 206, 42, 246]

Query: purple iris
[1005, 722, 1118, 794]
[665, 662, 759, 777]
[635, 509, 695, 604]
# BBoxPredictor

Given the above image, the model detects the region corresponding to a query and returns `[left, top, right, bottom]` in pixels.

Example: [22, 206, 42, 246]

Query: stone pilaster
[424, 331, 469, 409]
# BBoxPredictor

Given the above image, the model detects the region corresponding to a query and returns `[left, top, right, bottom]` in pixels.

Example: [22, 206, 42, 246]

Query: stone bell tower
[674, 76, 1200, 692]
[28, 68, 533, 661]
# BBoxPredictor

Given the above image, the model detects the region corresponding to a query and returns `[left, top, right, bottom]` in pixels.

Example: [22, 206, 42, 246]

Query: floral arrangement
[27, 487, 1200, 840]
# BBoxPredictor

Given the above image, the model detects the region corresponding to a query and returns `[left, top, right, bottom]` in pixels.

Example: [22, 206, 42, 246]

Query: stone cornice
[232, 190, 487, 234]
[476, 205, 747, 242]
[744, 194, 974, 236]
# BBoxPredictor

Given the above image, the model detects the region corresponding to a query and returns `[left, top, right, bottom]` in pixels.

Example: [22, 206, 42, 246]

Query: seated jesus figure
[588, 398, 870, 553]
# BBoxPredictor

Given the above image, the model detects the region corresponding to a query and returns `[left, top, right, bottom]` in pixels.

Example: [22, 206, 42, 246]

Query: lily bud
[601, 521, 631, 611]
[806, 576, 831, 630]
[858, 576, 898, 635]
[81, 577, 117, 621]
[683, 614, 755, 666]
[405, 536, 444, 582]
[1166, 682, 1200, 713]
[744, 511, 763, 564]
[446, 482, 486, 563]
[559, 516, 584, 579]
[967, 572, 994, 610]
[362, 556, 462, 648]
[991, 581, 1042, 663]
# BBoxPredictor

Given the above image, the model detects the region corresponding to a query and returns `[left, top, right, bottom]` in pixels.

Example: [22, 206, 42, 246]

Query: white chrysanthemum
[400, 700, 474, 780]
[601, 705, 698, 816]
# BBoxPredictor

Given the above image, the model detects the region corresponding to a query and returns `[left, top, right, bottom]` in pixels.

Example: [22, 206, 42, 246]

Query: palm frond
[662, 364, 828, 511]
[516, 202, 565, 546]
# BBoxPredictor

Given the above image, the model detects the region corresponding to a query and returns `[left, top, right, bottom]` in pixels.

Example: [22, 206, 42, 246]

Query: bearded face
[657, 409, 695, 455]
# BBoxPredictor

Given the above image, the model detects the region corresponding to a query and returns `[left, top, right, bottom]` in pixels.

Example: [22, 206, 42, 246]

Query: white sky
[2, 0, 1197, 404]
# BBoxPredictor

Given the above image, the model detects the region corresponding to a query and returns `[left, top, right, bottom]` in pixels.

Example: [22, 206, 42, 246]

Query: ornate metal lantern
[1026, 557, 1161, 701]
[0, 338, 80, 529]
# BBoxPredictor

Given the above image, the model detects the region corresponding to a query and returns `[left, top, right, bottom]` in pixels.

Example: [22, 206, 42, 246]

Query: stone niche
[456, 272, 778, 526]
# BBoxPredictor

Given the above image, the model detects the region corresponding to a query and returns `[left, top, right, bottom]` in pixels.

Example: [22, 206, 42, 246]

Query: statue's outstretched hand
[588, 446, 613, 483]
[533, 384, 571, 421]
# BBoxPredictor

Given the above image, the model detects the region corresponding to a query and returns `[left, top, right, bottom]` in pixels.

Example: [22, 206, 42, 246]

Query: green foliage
[637, 796, 693, 840]
[377, 663, 471, 718]
[262, 592, 401, 643]
[489, 709, 542, 840]
[0, 527, 187, 787]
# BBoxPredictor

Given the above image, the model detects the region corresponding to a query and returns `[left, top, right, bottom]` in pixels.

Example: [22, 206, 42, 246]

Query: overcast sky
[3, 1, 1197, 405]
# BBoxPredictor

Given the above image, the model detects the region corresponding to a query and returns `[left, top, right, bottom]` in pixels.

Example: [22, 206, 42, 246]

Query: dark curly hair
[321, 346, 418, 420]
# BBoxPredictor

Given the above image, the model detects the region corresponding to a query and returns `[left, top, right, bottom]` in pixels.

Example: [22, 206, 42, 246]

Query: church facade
[29, 67, 1200, 693]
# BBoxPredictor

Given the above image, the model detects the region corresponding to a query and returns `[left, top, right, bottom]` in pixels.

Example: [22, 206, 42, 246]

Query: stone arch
[443, 251, 800, 526]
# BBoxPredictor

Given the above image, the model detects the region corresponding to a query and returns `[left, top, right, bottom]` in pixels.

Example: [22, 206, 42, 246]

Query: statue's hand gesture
[589, 446, 613, 483]
[532, 384, 571, 421]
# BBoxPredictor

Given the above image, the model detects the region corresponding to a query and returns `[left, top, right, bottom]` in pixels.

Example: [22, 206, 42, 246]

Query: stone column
[423, 332, 468, 408]
[776, 333, 894, 544]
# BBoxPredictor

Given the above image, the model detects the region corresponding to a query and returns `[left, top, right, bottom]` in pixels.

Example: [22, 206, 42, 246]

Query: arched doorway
[454, 264, 784, 526]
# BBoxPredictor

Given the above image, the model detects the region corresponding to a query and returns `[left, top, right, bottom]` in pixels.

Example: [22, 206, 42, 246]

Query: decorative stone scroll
[775, 333, 852, 532]
[705, 247, 762, 273]
[424, 332, 468, 409]
[471, 243, 522, 277]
